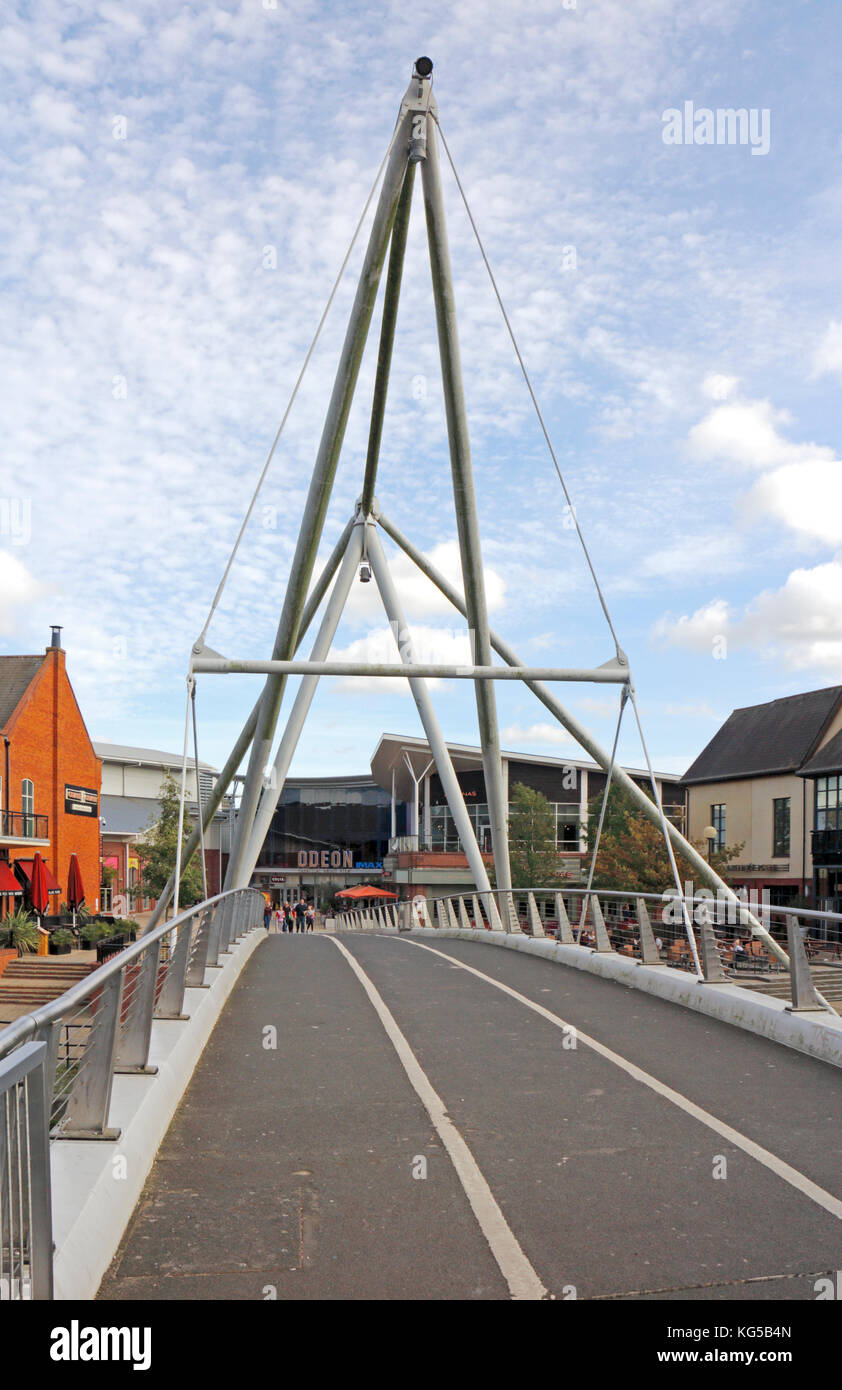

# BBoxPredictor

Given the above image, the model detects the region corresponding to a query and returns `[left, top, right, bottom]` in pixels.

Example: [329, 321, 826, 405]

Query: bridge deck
[97, 933, 841, 1301]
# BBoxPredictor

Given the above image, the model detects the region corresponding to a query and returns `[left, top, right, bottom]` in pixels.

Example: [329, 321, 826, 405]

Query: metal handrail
[418, 885, 842, 929]
[335, 884, 840, 1015]
[0, 885, 265, 1299]
[0, 887, 262, 1061]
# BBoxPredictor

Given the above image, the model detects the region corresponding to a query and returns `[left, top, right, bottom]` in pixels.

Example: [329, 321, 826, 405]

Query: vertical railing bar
[23, 1074, 33, 1297]
[2, 1092, 9, 1296]
[14, 1082, 24, 1296]
[26, 1054, 53, 1300]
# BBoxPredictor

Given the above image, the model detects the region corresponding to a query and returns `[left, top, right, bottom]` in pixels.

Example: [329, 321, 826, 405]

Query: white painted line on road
[395, 937, 842, 1224]
[327, 935, 549, 1301]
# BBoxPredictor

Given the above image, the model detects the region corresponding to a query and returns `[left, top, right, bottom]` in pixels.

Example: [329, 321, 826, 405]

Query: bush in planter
[6, 909, 38, 954]
[50, 929, 75, 955]
[79, 920, 112, 947]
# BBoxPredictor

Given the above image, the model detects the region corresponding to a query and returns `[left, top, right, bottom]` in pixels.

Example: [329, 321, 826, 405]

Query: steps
[0, 958, 95, 1008]
[737, 963, 842, 1007]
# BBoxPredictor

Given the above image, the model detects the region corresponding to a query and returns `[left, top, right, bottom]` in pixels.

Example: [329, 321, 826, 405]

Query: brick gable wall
[4, 648, 102, 915]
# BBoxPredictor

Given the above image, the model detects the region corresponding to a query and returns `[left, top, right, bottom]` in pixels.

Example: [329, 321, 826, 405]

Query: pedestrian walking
[295, 898, 307, 933]
[306, 904, 315, 932]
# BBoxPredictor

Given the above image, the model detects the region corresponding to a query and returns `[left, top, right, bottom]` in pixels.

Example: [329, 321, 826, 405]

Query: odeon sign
[297, 850, 353, 869]
[295, 850, 384, 872]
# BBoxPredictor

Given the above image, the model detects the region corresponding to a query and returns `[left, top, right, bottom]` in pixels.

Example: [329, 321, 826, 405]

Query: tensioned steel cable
[190, 681, 209, 902]
[433, 116, 623, 662]
[577, 685, 627, 941]
[194, 117, 405, 650]
[435, 118, 708, 966]
[627, 682, 703, 975]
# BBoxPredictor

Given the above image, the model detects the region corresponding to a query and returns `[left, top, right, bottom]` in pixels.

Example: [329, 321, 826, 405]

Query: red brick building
[0, 629, 102, 921]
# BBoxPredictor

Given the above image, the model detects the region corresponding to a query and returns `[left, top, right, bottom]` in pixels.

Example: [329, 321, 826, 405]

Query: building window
[773, 797, 790, 857]
[711, 803, 726, 852]
[21, 779, 34, 838]
[815, 775, 841, 831]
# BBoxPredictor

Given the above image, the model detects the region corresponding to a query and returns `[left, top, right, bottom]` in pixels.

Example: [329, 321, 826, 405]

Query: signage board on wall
[65, 785, 99, 817]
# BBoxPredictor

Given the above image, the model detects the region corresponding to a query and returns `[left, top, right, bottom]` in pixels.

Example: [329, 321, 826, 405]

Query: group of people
[263, 900, 315, 933]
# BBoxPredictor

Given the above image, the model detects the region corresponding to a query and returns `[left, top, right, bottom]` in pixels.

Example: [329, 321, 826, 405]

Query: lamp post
[703, 824, 717, 863]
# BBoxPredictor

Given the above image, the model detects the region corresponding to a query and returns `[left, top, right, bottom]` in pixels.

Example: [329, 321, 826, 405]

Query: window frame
[710, 803, 726, 853]
[772, 796, 790, 858]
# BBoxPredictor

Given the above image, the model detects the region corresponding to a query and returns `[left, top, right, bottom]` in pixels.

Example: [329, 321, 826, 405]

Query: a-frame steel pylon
[148, 60, 788, 978]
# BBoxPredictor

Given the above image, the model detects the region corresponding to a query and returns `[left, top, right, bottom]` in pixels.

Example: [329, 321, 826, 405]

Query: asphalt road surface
[98, 932, 842, 1301]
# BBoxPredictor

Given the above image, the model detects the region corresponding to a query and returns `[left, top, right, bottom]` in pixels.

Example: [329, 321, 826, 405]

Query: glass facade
[260, 780, 404, 866]
[429, 800, 581, 853]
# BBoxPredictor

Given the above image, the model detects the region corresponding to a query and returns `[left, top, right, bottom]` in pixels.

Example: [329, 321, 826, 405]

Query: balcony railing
[0, 811, 49, 841]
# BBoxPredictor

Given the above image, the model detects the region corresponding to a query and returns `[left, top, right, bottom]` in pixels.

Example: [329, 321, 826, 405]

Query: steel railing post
[785, 915, 828, 1013]
[218, 897, 234, 955]
[33, 1018, 62, 1133]
[698, 911, 728, 984]
[115, 937, 161, 1073]
[554, 892, 575, 944]
[0, 1042, 53, 1298]
[60, 972, 123, 1139]
[527, 892, 546, 938]
[589, 895, 613, 953]
[206, 900, 225, 968]
[155, 919, 193, 1021]
[25, 1048, 53, 1299]
[635, 897, 662, 965]
[186, 906, 214, 987]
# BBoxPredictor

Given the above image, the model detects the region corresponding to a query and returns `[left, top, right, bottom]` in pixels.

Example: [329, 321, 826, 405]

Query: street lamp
[703, 824, 717, 862]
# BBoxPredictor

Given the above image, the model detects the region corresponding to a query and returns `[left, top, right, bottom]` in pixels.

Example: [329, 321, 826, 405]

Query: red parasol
[67, 854, 85, 910]
[30, 852, 49, 918]
[67, 853, 85, 930]
[335, 884, 397, 899]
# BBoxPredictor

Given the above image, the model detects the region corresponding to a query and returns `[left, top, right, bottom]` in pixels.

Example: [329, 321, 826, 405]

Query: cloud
[0, 552, 51, 635]
[813, 321, 842, 379]
[340, 540, 505, 622]
[500, 721, 576, 750]
[652, 599, 731, 654]
[688, 398, 834, 472]
[701, 373, 739, 401]
[654, 564, 842, 673]
[329, 623, 477, 692]
[744, 460, 842, 545]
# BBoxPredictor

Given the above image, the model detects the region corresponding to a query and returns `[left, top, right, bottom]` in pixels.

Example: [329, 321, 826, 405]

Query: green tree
[586, 783, 742, 893]
[136, 772, 204, 911]
[505, 782, 563, 888]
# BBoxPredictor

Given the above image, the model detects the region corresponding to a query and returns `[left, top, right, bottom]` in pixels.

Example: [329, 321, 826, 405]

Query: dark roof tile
[683, 686, 842, 783]
[0, 655, 46, 729]
[798, 727, 842, 777]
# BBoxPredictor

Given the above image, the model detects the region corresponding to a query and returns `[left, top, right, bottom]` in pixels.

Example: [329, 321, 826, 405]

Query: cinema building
[251, 733, 684, 906]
